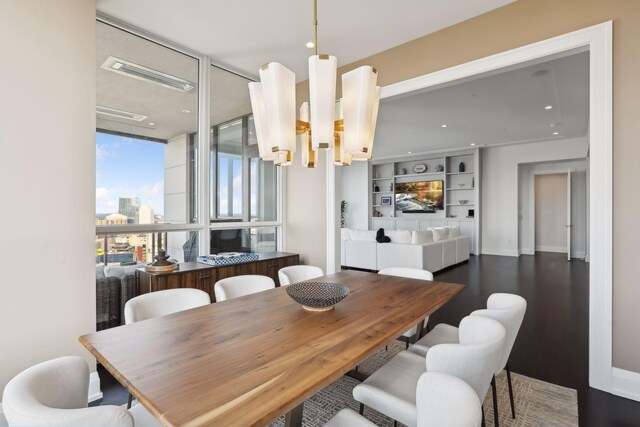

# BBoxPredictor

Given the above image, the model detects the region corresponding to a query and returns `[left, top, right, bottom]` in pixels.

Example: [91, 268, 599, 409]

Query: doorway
[534, 173, 570, 258]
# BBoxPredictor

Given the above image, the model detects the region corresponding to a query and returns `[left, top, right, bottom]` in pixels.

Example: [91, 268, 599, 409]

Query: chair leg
[405, 340, 409, 349]
[393, 421, 398, 427]
[481, 406, 486, 427]
[127, 392, 133, 409]
[506, 363, 516, 419]
[491, 375, 499, 427]
[385, 345, 388, 351]
[359, 403, 364, 415]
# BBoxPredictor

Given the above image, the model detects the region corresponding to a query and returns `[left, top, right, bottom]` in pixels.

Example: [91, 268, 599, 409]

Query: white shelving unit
[369, 149, 481, 254]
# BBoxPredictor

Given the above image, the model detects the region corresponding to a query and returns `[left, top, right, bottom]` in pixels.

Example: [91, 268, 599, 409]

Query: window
[210, 227, 277, 254]
[96, 21, 199, 226]
[96, 230, 198, 265]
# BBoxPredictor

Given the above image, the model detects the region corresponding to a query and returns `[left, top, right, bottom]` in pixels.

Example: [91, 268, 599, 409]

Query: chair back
[278, 265, 324, 286]
[214, 275, 275, 301]
[378, 267, 434, 281]
[124, 288, 211, 324]
[416, 371, 482, 427]
[2, 356, 132, 427]
[471, 293, 526, 373]
[426, 316, 505, 402]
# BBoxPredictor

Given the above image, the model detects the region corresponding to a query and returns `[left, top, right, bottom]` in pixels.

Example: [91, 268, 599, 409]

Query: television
[395, 180, 444, 212]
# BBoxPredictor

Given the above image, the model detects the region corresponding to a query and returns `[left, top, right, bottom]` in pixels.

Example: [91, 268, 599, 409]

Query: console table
[136, 252, 299, 302]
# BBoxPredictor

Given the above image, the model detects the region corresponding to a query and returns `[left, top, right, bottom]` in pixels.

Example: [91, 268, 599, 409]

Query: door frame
[531, 171, 573, 257]
[328, 22, 613, 392]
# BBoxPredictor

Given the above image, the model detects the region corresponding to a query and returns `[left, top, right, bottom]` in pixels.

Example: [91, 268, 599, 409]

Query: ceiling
[97, 0, 516, 82]
[373, 51, 590, 158]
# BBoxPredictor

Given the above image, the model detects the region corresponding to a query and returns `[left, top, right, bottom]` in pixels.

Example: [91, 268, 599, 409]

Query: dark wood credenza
[136, 252, 299, 302]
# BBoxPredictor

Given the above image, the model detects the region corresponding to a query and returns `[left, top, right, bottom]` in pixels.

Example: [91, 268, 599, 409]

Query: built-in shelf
[394, 172, 444, 178]
[446, 172, 474, 175]
[446, 188, 475, 191]
[447, 203, 475, 206]
[372, 204, 393, 208]
[373, 177, 394, 181]
[372, 191, 393, 194]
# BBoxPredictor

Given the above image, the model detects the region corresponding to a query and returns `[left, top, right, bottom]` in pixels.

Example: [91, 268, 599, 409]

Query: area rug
[269, 342, 579, 427]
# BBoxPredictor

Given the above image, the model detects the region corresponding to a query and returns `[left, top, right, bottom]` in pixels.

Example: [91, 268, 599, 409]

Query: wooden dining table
[80, 270, 464, 427]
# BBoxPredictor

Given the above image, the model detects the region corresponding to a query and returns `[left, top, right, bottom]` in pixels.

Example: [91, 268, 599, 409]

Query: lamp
[249, 0, 381, 167]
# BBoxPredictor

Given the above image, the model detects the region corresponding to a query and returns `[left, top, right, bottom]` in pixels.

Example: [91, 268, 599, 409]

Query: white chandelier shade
[258, 62, 297, 155]
[299, 102, 316, 168]
[341, 66, 381, 161]
[308, 54, 337, 150]
[248, 82, 278, 161]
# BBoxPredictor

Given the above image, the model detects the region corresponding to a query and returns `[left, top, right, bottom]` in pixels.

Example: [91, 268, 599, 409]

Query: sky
[96, 132, 164, 215]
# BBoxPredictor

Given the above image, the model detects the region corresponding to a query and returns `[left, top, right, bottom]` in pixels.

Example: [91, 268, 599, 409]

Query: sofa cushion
[350, 229, 377, 241]
[411, 230, 433, 244]
[104, 262, 146, 279]
[385, 230, 412, 244]
[448, 226, 460, 238]
[431, 227, 450, 242]
[341, 228, 351, 240]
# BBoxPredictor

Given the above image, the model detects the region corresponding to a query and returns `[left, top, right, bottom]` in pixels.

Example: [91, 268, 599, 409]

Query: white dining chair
[278, 265, 324, 286]
[411, 293, 526, 421]
[326, 371, 481, 427]
[378, 267, 434, 348]
[2, 356, 160, 427]
[214, 275, 275, 302]
[353, 316, 505, 427]
[124, 288, 211, 324]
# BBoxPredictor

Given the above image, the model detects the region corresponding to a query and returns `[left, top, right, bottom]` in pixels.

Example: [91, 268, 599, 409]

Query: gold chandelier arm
[334, 119, 344, 132]
[313, 0, 318, 55]
[296, 119, 310, 135]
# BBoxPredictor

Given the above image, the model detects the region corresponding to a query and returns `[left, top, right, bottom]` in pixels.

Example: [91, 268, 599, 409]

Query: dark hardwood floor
[94, 252, 640, 426]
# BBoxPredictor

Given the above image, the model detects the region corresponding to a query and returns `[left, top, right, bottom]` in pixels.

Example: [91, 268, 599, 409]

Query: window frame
[95, 15, 284, 260]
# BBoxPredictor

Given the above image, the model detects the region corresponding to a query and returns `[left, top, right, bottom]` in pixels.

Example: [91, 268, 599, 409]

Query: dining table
[79, 270, 465, 427]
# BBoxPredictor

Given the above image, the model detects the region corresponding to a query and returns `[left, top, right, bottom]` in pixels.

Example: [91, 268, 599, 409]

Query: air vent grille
[96, 106, 148, 122]
[101, 56, 197, 92]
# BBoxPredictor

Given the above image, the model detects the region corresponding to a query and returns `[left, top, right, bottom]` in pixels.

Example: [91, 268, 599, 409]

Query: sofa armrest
[96, 277, 121, 331]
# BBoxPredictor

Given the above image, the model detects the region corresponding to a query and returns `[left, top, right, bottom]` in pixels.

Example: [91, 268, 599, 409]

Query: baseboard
[572, 251, 586, 259]
[88, 371, 103, 403]
[481, 248, 520, 257]
[535, 245, 567, 253]
[520, 248, 535, 255]
[611, 368, 640, 402]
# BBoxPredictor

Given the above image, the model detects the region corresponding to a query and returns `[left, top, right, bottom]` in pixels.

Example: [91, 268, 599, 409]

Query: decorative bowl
[286, 281, 350, 312]
[459, 200, 469, 204]
[449, 214, 458, 218]
[458, 184, 466, 188]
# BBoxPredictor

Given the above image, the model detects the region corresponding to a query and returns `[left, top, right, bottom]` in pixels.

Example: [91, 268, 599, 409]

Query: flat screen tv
[395, 180, 444, 212]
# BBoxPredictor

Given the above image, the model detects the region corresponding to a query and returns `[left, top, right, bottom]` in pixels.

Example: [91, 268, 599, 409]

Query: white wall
[481, 137, 587, 256]
[339, 161, 369, 230]
[0, 0, 97, 395]
[519, 160, 588, 258]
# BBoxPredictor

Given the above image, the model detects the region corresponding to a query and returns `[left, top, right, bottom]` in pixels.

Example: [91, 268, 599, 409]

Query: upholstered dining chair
[278, 265, 324, 286]
[123, 288, 211, 407]
[325, 371, 482, 427]
[213, 275, 275, 302]
[378, 267, 434, 348]
[353, 316, 505, 427]
[124, 288, 211, 324]
[410, 293, 527, 422]
[2, 356, 160, 427]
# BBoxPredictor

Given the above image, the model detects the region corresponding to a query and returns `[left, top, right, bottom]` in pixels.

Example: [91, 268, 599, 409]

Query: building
[118, 197, 140, 223]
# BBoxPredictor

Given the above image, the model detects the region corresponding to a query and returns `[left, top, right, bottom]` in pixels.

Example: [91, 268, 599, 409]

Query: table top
[137, 252, 298, 276]
[80, 270, 464, 426]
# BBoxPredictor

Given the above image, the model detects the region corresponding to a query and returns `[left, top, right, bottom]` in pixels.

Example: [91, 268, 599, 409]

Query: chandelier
[248, 0, 381, 168]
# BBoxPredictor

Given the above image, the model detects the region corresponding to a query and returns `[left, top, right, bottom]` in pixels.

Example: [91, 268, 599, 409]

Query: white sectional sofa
[342, 226, 470, 272]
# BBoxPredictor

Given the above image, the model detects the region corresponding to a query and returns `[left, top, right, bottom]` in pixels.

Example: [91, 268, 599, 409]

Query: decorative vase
[459, 162, 466, 172]
[389, 182, 394, 191]
[374, 184, 380, 192]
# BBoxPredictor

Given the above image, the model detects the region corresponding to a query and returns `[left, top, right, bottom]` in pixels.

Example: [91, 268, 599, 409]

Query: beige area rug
[270, 342, 578, 427]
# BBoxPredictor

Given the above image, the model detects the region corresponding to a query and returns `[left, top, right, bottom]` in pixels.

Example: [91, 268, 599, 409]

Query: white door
[567, 171, 572, 261]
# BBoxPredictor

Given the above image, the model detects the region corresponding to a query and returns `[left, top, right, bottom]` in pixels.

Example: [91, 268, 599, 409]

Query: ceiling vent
[101, 56, 197, 92]
[96, 105, 148, 122]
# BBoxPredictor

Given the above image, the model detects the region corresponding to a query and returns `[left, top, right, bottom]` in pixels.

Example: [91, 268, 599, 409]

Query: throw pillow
[448, 226, 460, 238]
[376, 228, 391, 243]
[431, 227, 450, 241]
[385, 230, 412, 244]
[411, 230, 433, 244]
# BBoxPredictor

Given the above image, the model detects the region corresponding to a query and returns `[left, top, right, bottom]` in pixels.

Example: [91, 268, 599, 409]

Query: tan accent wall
[0, 0, 97, 393]
[291, 0, 640, 372]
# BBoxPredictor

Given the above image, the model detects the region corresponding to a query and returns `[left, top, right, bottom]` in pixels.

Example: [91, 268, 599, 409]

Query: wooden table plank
[80, 270, 464, 427]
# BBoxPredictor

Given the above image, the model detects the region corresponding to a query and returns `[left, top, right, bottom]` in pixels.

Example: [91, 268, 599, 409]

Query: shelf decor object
[248, 0, 381, 168]
[459, 162, 466, 172]
[413, 164, 427, 173]
[381, 196, 392, 205]
[197, 252, 260, 267]
[435, 164, 444, 172]
[145, 249, 178, 272]
[286, 281, 350, 311]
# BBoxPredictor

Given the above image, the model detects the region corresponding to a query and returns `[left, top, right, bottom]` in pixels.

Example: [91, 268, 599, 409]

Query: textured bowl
[459, 200, 469, 204]
[286, 282, 350, 312]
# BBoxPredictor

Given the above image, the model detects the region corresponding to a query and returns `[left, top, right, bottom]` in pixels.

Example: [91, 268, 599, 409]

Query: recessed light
[470, 143, 476, 146]
[545, 105, 553, 110]
[306, 41, 315, 49]
[181, 109, 191, 114]
[441, 124, 447, 128]
[553, 132, 559, 135]
[148, 122, 155, 126]
[408, 151, 412, 154]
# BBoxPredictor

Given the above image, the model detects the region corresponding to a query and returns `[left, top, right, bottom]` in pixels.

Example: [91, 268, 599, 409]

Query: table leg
[414, 319, 425, 343]
[284, 402, 304, 427]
